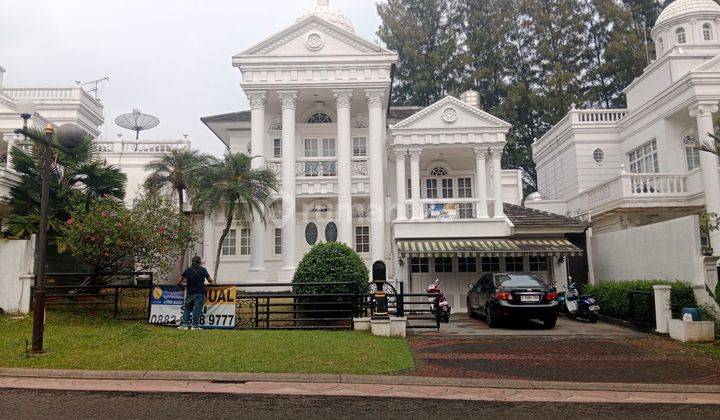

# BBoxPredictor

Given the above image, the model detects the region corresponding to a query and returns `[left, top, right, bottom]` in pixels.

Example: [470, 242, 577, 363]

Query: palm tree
[4, 128, 126, 240]
[196, 152, 277, 279]
[145, 149, 214, 271]
[697, 133, 720, 157]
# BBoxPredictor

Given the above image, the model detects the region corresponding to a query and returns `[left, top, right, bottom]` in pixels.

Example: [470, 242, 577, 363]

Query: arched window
[268, 119, 282, 131]
[677, 27, 687, 44]
[307, 112, 333, 124]
[703, 23, 713, 41]
[430, 167, 448, 176]
[683, 133, 701, 171]
[658, 37, 664, 54]
[351, 115, 368, 129]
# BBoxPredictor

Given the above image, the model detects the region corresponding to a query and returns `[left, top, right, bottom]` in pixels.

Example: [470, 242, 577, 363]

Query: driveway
[409, 314, 645, 337]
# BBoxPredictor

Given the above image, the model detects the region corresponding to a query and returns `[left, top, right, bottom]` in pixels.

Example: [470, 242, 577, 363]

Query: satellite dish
[115, 109, 159, 139]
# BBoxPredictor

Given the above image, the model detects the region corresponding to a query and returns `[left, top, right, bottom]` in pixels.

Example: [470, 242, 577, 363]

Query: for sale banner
[148, 286, 237, 329]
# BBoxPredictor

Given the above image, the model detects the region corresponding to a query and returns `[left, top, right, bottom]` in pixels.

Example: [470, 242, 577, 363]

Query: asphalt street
[2, 389, 718, 419]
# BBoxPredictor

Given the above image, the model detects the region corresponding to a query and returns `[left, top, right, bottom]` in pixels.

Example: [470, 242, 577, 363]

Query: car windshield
[493, 274, 544, 288]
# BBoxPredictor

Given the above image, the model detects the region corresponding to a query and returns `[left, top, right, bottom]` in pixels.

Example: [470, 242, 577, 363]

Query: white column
[653, 285, 672, 334]
[367, 89, 386, 263]
[394, 148, 407, 220]
[409, 147, 422, 220]
[491, 146, 505, 218]
[203, 213, 215, 278]
[247, 92, 267, 280]
[278, 91, 298, 281]
[690, 104, 720, 248]
[334, 90, 353, 245]
[473, 146, 488, 218]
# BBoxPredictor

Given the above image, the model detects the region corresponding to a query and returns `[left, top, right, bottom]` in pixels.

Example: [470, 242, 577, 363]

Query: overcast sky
[0, 0, 382, 156]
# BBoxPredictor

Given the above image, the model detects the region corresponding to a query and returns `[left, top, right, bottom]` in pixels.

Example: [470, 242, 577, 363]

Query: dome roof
[297, 0, 355, 33]
[655, 0, 720, 26]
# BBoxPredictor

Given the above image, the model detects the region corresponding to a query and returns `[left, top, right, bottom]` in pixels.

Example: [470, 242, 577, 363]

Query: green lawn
[0, 312, 413, 375]
[687, 341, 720, 359]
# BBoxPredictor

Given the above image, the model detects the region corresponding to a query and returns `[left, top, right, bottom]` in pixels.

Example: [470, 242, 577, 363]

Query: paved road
[2, 389, 719, 419]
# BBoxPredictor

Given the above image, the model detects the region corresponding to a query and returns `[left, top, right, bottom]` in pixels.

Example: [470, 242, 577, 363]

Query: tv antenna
[114, 109, 160, 139]
[75, 75, 110, 101]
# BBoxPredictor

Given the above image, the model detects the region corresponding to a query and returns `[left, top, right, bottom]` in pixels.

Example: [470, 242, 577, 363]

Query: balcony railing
[265, 158, 369, 178]
[1, 86, 103, 118]
[93, 140, 190, 154]
[571, 109, 628, 124]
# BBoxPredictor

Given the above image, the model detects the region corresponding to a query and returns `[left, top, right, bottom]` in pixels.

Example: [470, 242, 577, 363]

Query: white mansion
[529, 0, 720, 309]
[201, 0, 586, 310]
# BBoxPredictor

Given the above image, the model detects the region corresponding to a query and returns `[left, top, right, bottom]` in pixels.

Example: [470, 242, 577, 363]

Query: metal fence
[627, 290, 655, 329]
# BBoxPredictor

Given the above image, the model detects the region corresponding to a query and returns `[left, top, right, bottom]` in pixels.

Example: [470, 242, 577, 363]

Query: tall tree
[196, 153, 277, 279]
[145, 149, 214, 272]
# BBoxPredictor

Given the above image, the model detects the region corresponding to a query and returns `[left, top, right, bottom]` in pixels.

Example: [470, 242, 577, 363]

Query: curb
[2, 368, 719, 394]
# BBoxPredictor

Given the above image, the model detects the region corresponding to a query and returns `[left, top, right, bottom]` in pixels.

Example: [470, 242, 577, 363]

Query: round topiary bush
[292, 242, 369, 295]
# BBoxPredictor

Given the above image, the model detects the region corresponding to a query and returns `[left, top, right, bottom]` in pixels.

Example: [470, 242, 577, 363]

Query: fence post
[113, 287, 119, 318]
[397, 282, 405, 318]
[653, 285, 672, 334]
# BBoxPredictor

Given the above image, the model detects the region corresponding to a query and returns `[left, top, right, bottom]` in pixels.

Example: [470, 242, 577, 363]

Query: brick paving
[408, 335, 720, 384]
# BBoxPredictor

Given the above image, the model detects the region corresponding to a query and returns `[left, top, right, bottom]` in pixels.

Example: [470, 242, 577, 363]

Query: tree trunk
[214, 212, 234, 280]
[177, 187, 187, 276]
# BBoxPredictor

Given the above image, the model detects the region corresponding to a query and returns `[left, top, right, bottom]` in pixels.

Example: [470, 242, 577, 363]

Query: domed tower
[296, 0, 356, 33]
[651, 0, 720, 57]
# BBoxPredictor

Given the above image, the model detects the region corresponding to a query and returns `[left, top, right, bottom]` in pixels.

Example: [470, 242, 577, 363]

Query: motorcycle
[559, 280, 600, 323]
[427, 278, 451, 323]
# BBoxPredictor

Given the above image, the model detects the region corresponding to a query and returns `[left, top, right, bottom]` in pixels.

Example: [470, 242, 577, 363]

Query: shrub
[584, 280, 697, 321]
[293, 242, 369, 295]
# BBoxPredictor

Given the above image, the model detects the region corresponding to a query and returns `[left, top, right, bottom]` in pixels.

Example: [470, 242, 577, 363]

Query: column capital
[277, 91, 298, 110]
[333, 90, 354, 108]
[489, 144, 505, 157]
[408, 146, 422, 160]
[365, 89, 386, 108]
[689, 102, 719, 118]
[247, 91, 267, 110]
[393, 147, 407, 160]
[473, 146, 488, 159]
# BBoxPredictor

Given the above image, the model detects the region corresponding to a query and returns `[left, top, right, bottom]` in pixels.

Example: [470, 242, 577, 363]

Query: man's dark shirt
[183, 265, 210, 295]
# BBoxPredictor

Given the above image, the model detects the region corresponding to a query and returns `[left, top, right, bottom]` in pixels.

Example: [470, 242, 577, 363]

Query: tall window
[683, 134, 701, 171]
[411, 257, 429, 273]
[441, 179, 454, 198]
[677, 27, 686, 44]
[703, 23, 713, 41]
[434, 257, 453, 273]
[322, 138, 336, 176]
[304, 139, 319, 177]
[274, 228, 282, 255]
[407, 178, 412, 200]
[458, 177, 473, 198]
[355, 226, 370, 253]
[352, 137, 367, 157]
[221, 229, 237, 256]
[458, 257, 477, 273]
[628, 140, 659, 173]
[505, 256, 524, 272]
[239, 228, 251, 255]
[307, 112, 333, 124]
[426, 179, 438, 199]
[658, 37, 664, 54]
[273, 138, 282, 158]
[481, 257, 500, 272]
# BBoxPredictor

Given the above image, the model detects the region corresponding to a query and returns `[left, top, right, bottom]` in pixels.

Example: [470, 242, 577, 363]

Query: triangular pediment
[391, 96, 511, 131]
[235, 16, 393, 57]
[693, 54, 720, 73]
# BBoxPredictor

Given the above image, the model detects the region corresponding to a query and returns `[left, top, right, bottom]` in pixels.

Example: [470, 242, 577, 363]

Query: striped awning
[397, 238, 583, 257]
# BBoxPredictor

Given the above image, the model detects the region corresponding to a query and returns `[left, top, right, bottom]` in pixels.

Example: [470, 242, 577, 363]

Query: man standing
[178, 256, 214, 330]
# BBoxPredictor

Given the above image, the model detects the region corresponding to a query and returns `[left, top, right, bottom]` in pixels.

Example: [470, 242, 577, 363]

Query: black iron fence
[627, 290, 655, 328]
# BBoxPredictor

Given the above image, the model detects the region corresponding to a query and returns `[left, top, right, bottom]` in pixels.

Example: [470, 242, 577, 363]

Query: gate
[627, 290, 655, 329]
[359, 282, 440, 332]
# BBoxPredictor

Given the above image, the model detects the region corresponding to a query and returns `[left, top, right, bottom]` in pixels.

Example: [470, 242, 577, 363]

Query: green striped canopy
[397, 238, 582, 257]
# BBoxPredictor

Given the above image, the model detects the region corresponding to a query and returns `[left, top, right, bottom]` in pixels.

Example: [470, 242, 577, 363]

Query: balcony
[93, 139, 190, 154]
[563, 171, 705, 217]
[265, 158, 369, 197]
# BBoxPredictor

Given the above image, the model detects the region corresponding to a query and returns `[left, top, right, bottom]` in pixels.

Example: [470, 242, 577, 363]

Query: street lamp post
[14, 116, 86, 354]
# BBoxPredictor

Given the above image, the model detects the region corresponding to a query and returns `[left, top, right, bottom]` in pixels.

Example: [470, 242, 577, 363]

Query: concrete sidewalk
[1, 368, 720, 405]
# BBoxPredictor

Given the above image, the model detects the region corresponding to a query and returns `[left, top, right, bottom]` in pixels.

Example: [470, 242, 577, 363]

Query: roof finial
[318, 0, 329, 6]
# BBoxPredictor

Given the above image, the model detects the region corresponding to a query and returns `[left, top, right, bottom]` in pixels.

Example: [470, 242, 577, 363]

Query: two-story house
[201, 0, 588, 311]
[529, 0, 720, 308]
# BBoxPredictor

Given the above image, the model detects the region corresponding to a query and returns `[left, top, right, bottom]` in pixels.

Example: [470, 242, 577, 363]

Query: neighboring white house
[528, 0, 720, 308]
[201, 0, 588, 311]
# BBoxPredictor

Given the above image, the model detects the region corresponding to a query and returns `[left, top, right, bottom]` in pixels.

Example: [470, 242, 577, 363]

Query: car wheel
[486, 306, 499, 328]
[543, 314, 557, 329]
[467, 300, 475, 318]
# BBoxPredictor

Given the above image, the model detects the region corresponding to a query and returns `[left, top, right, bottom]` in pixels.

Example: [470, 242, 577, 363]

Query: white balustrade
[571, 109, 628, 123]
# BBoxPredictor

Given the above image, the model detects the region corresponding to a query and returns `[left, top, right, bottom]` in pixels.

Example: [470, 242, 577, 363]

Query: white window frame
[274, 228, 282, 255]
[703, 23, 713, 41]
[426, 179, 438, 199]
[441, 178, 454, 199]
[628, 140, 659, 174]
[273, 138, 282, 158]
[683, 134, 701, 171]
[355, 226, 370, 253]
[239, 228, 251, 256]
[221, 229, 237, 256]
[352, 137, 367, 157]
[458, 177, 473, 198]
[677, 27, 686, 44]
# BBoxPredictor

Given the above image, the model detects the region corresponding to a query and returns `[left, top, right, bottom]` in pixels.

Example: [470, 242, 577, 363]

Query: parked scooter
[558, 279, 600, 323]
[427, 278, 451, 323]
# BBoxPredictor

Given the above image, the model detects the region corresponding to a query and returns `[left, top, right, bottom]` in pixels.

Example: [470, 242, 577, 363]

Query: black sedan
[466, 272, 559, 328]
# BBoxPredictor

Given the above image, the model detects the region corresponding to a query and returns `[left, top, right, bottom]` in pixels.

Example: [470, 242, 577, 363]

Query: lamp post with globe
[14, 103, 87, 353]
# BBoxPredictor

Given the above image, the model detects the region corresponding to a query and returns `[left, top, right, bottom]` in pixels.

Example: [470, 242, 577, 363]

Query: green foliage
[57, 191, 195, 284]
[145, 149, 215, 210]
[584, 280, 698, 321]
[292, 242, 369, 295]
[3, 129, 126, 240]
[196, 152, 278, 279]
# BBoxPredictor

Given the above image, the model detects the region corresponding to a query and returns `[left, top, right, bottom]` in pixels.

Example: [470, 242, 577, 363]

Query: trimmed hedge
[583, 280, 697, 321]
[292, 242, 369, 295]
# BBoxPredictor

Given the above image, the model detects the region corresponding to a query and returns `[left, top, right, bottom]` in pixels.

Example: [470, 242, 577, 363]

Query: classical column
[278, 91, 298, 281]
[394, 148, 407, 220]
[474, 146, 489, 219]
[366, 89, 386, 263]
[409, 147, 422, 220]
[690, 103, 720, 247]
[247, 91, 267, 280]
[202, 214, 216, 281]
[491, 146, 505, 218]
[334, 90, 353, 245]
